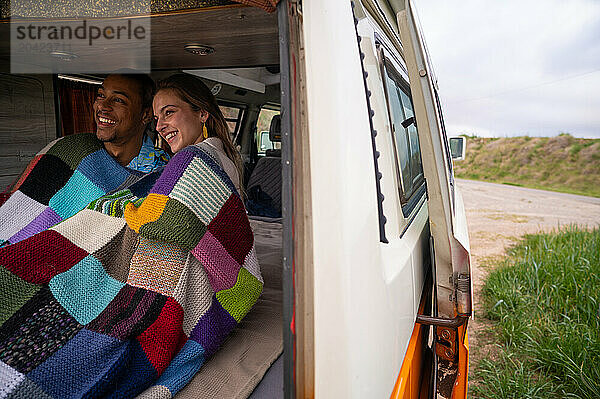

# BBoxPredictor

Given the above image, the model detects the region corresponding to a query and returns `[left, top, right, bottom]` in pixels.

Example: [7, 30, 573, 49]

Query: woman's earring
[202, 123, 208, 139]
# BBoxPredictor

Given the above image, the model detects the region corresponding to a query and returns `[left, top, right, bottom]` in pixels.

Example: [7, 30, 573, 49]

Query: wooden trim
[0, 4, 246, 23]
[284, 1, 315, 398]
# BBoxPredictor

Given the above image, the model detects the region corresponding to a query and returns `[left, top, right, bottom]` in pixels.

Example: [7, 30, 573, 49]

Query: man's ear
[141, 107, 153, 125]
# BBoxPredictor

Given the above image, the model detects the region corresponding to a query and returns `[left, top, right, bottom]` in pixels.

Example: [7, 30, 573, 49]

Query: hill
[454, 134, 600, 198]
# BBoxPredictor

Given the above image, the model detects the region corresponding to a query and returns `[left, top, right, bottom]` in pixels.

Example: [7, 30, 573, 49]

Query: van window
[256, 106, 280, 155]
[219, 103, 245, 140]
[382, 61, 425, 215]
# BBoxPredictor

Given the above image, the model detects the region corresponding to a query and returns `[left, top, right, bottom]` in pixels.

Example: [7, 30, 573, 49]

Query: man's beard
[96, 128, 117, 143]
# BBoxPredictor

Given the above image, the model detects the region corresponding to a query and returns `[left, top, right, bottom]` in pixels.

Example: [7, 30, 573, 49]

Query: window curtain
[58, 79, 98, 137]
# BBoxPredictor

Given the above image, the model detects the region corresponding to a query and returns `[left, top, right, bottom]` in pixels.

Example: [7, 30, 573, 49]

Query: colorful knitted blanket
[0, 134, 262, 398]
[0, 133, 167, 246]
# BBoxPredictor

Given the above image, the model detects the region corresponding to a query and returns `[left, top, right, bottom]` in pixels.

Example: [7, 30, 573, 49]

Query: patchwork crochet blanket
[0, 134, 262, 398]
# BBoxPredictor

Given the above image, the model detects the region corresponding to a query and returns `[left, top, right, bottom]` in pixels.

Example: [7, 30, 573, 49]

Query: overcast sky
[413, 0, 600, 138]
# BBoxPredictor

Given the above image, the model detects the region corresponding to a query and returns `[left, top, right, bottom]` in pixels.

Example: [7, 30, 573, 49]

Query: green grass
[454, 135, 600, 198]
[471, 226, 600, 399]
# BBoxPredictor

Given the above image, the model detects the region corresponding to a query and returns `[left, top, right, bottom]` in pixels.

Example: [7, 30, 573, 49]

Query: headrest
[265, 149, 281, 157]
[269, 114, 281, 142]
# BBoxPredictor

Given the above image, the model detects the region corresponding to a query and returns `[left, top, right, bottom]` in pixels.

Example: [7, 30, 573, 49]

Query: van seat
[246, 115, 282, 218]
[246, 157, 282, 217]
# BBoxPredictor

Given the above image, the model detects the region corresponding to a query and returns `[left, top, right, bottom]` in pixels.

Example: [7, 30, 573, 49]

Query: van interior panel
[0, 74, 57, 189]
[150, 7, 279, 70]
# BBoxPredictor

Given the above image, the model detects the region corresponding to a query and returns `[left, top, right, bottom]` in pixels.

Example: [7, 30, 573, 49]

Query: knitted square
[86, 285, 167, 340]
[153, 339, 205, 394]
[0, 268, 40, 327]
[3, 375, 52, 399]
[76, 149, 131, 193]
[7, 207, 61, 245]
[93, 226, 138, 283]
[128, 237, 187, 296]
[138, 198, 207, 251]
[0, 289, 82, 374]
[191, 231, 241, 292]
[51, 209, 126, 254]
[207, 193, 254, 264]
[169, 156, 232, 225]
[124, 193, 169, 232]
[215, 268, 263, 323]
[136, 385, 171, 398]
[45, 133, 103, 170]
[0, 230, 88, 285]
[150, 149, 196, 196]
[0, 360, 25, 397]
[10, 153, 43, 193]
[0, 191, 46, 242]
[49, 255, 125, 325]
[48, 171, 105, 220]
[18, 155, 73, 206]
[136, 297, 187, 375]
[189, 296, 237, 358]
[27, 329, 156, 399]
[192, 146, 238, 193]
[88, 189, 136, 218]
[173, 255, 214, 336]
[128, 169, 163, 198]
[242, 246, 264, 284]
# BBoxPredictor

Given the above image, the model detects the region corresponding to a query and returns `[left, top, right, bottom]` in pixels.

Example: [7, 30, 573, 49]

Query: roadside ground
[455, 179, 600, 386]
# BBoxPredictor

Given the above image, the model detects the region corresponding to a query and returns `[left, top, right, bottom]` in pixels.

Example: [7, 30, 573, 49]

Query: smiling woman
[153, 73, 243, 194]
[153, 89, 206, 153]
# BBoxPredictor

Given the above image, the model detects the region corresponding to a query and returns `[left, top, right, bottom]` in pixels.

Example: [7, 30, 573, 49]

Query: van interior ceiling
[0, 2, 286, 398]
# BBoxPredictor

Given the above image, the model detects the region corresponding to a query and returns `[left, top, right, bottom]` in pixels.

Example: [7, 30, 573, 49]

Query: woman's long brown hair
[156, 74, 243, 195]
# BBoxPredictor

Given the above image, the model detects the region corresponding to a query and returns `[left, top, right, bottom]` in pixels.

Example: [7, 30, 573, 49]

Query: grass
[454, 134, 600, 198]
[471, 226, 600, 399]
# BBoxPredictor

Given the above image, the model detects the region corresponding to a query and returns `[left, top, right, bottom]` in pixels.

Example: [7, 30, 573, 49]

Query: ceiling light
[50, 50, 78, 61]
[57, 74, 102, 85]
[184, 44, 215, 56]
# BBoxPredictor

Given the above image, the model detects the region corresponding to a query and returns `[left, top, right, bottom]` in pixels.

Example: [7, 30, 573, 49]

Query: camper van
[0, 0, 471, 397]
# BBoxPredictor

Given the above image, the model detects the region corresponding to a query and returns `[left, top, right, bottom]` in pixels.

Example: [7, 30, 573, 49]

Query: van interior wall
[0, 73, 56, 191]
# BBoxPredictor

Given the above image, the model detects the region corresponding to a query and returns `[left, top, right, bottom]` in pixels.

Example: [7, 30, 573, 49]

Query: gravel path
[455, 179, 600, 374]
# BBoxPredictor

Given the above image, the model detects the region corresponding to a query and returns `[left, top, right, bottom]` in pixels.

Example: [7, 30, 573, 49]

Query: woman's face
[153, 89, 208, 153]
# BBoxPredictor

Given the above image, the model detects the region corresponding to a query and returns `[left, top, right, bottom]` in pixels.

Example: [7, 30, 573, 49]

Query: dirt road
[455, 179, 600, 356]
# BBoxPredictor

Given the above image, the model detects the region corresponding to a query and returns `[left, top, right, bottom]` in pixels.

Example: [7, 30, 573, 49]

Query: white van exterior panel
[303, 1, 426, 397]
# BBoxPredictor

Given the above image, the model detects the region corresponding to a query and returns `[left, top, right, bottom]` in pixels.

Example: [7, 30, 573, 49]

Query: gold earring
[202, 123, 208, 139]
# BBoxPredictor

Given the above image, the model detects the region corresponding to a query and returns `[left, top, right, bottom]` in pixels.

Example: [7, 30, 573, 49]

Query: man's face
[93, 75, 147, 144]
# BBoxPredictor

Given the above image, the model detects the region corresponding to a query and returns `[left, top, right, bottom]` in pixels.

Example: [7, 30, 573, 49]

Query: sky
[413, 0, 600, 139]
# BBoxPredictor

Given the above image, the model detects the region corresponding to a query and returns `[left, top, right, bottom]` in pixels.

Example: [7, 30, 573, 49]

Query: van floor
[175, 218, 283, 399]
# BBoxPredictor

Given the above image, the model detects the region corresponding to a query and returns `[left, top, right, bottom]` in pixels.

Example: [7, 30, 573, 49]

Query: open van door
[395, 0, 472, 397]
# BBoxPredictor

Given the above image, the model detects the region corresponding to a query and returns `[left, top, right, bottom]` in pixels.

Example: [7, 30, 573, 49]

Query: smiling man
[94, 73, 169, 171]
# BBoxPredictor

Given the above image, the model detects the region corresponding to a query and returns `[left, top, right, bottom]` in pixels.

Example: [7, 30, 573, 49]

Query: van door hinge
[290, 0, 302, 14]
[449, 272, 471, 316]
[436, 326, 457, 361]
